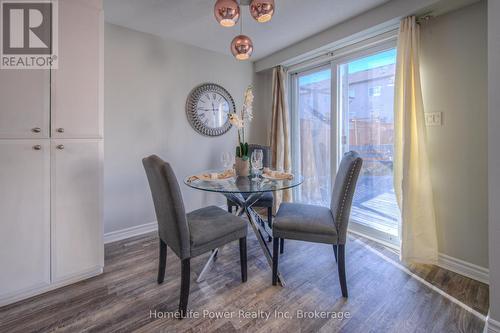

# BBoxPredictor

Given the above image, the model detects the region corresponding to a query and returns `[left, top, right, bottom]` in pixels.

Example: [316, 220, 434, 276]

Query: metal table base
[196, 192, 285, 286]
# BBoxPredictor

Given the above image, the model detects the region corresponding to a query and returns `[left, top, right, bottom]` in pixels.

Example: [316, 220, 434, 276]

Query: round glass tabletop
[184, 171, 303, 194]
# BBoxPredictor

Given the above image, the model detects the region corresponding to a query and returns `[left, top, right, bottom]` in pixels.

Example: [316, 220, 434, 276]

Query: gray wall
[251, 70, 274, 145]
[104, 23, 253, 234]
[487, 0, 500, 328]
[420, 2, 488, 267]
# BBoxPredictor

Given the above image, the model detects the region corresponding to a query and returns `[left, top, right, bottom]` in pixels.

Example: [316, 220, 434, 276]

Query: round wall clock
[186, 83, 235, 136]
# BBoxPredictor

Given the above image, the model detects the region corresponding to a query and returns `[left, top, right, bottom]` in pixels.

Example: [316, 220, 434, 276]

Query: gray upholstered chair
[271, 151, 363, 297]
[142, 155, 248, 317]
[227, 144, 274, 235]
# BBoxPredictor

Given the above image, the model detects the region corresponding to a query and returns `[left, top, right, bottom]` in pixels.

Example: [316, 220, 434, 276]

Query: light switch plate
[425, 112, 442, 127]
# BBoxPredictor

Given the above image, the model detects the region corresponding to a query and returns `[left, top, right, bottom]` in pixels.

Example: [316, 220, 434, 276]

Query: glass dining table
[184, 172, 303, 286]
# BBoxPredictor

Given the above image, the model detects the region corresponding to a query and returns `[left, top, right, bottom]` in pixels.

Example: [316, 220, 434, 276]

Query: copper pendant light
[214, 0, 240, 27]
[230, 35, 253, 60]
[249, 0, 275, 23]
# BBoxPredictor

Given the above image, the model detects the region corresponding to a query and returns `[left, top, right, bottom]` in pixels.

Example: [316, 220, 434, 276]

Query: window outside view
[294, 49, 400, 240]
[295, 69, 332, 207]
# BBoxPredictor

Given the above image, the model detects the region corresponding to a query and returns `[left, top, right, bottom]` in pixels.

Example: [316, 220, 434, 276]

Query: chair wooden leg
[239, 237, 247, 283]
[333, 244, 338, 262]
[267, 207, 273, 228]
[228, 204, 232, 214]
[157, 239, 167, 284]
[280, 238, 284, 254]
[178, 259, 190, 318]
[272, 238, 279, 285]
[267, 207, 273, 242]
[337, 244, 348, 297]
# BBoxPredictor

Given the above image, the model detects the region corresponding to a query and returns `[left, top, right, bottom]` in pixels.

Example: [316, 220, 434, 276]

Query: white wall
[487, 0, 500, 329]
[104, 23, 253, 234]
[420, 2, 488, 268]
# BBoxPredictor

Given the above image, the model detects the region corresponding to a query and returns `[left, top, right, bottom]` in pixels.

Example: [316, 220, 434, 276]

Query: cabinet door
[51, 0, 103, 139]
[0, 140, 50, 300]
[0, 71, 50, 139]
[51, 139, 103, 281]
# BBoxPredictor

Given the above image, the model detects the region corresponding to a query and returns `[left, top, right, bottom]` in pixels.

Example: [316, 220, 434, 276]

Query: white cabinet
[51, 140, 103, 281]
[51, 0, 103, 139]
[0, 71, 50, 138]
[0, 140, 51, 298]
[0, 0, 103, 306]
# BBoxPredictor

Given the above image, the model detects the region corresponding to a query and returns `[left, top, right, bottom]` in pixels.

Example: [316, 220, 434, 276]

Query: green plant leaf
[240, 143, 245, 157]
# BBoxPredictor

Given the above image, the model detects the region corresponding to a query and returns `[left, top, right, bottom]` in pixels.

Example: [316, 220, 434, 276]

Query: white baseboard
[348, 229, 490, 285]
[485, 316, 500, 333]
[104, 221, 158, 244]
[0, 266, 102, 307]
[438, 253, 489, 285]
[104, 206, 228, 245]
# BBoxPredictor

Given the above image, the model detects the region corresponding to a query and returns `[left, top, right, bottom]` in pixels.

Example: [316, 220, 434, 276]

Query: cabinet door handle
[32, 127, 41, 133]
[56, 144, 64, 150]
[33, 145, 42, 150]
[57, 128, 64, 133]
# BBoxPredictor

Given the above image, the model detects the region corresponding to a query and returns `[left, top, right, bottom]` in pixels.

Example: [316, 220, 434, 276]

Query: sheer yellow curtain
[270, 66, 292, 213]
[394, 16, 438, 264]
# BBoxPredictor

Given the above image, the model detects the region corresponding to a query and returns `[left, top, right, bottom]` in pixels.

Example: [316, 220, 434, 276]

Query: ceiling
[103, 0, 391, 61]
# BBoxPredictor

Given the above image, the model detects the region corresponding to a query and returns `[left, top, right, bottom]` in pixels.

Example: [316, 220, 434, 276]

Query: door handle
[56, 144, 64, 150]
[57, 128, 64, 133]
[32, 127, 41, 133]
[33, 145, 42, 150]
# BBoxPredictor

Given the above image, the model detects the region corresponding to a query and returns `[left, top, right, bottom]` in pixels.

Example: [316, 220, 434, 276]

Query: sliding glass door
[291, 41, 400, 246]
[336, 48, 400, 245]
[291, 66, 332, 206]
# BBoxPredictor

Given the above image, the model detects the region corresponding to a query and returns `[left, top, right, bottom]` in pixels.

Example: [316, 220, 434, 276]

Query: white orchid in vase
[229, 85, 254, 161]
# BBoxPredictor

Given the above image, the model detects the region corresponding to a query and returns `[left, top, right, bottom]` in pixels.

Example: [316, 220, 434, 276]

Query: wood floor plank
[0, 228, 487, 333]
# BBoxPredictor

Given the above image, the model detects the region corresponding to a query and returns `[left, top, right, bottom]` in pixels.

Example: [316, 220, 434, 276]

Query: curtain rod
[283, 12, 435, 74]
[416, 13, 434, 25]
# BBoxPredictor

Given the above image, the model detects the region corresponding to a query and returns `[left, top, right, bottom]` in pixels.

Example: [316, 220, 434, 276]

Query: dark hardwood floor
[350, 234, 490, 317]
[0, 228, 488, 333]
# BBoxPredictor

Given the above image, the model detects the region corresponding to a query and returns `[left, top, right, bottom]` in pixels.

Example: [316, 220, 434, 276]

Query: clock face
[196, 92, 230, 129]
[186, 83, 235, 137]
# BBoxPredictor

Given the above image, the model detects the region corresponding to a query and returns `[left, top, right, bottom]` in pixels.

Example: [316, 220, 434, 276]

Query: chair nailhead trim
[336, 159, 360, 228]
